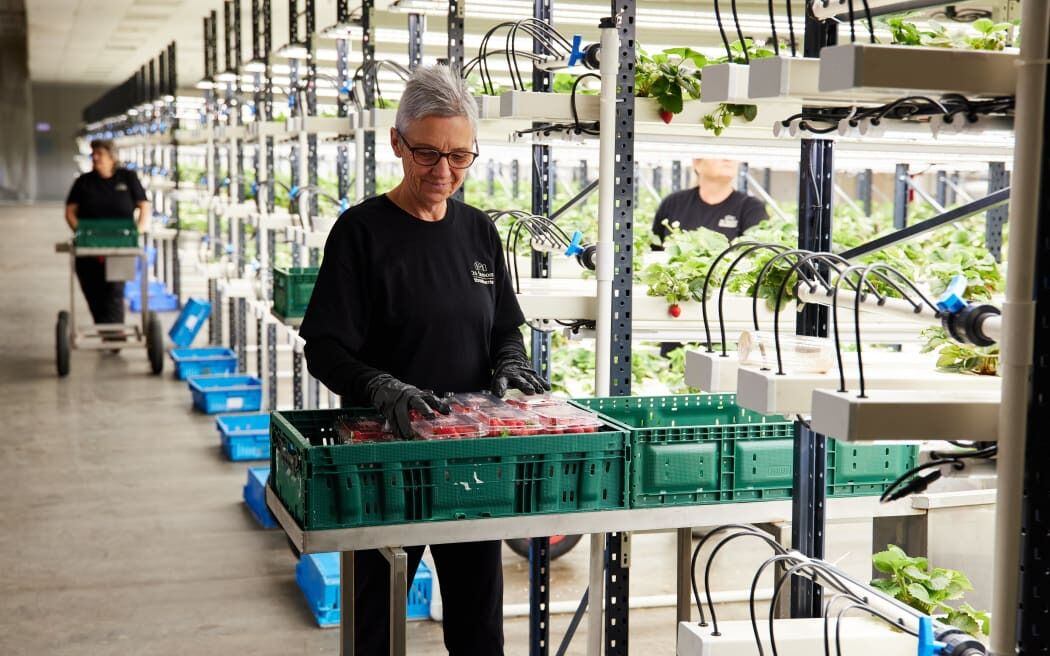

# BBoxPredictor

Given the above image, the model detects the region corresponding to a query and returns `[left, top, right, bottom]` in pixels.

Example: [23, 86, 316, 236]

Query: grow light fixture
[241, 58, 268, 74]
[388, 0, 447, 15]
[276, 42, 311, 60]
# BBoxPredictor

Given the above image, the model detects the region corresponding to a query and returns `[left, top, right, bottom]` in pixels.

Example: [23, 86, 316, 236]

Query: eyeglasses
[396, 129, 479, 169]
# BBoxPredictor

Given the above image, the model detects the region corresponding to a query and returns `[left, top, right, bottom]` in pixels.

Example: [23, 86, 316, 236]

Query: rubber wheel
[505, 534, 583, 561]
[146, 310, 164, 375]
[56, 311, 71, 377]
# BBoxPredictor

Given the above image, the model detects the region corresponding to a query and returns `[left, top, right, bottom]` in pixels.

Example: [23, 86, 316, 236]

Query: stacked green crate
[574, 394, 916, 508]
[272, 267, 319, 320]
[270, 408, 629, 530]
[74, 218, 139, 248]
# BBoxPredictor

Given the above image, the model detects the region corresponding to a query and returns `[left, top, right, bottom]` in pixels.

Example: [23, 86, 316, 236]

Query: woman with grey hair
[300, 64, 547, 654]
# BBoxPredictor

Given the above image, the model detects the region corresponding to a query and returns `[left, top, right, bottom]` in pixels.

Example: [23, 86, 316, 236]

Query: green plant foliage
[871, 545, 991, 638]
[702, 103, 758, 136]
[921, 327, 999, 375]
[882, 12, 1013, 50]
[634, 46, 705, 115]
[638, 221, 730, 305]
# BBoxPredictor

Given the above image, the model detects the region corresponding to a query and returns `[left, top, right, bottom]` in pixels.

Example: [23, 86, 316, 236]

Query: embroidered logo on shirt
[718, 214, 739, 229]
[115, 183, 129, 192]
[471, 261, 495, 285]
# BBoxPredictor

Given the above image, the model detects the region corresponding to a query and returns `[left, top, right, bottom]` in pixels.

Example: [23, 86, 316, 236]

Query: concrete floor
[0, 202, 876, 655]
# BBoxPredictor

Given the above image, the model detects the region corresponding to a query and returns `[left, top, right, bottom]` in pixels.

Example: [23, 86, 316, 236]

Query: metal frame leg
[341, 550, 355, 656]
[676, 527, 691, 624]
[379, 547, 408, 656]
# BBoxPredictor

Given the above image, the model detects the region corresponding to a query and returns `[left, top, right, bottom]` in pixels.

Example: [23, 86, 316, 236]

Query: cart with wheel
[54, 218, 165, 377]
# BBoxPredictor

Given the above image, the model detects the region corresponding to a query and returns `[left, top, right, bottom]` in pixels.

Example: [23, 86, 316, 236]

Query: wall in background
[31, 83, 109, 202]
[0, 0, 33, 201]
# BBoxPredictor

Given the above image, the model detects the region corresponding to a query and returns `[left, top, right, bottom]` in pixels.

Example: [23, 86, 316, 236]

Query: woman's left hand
[491, 356, 551, 398]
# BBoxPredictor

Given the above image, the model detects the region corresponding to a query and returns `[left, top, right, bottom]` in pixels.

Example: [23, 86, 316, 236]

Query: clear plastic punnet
[530, 404, 604, 434]
[335, 415, 395, 443]
[469, 405, 545, 436]
[447, 391, 503, 413]
[737, 330, 836, 374]
[411, 413, 488, 440]
[503, 390, 568, 410]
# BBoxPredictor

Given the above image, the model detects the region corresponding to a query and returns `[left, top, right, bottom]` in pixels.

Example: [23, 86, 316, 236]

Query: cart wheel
[505, 534, 582, 561]
[146, 311, 164, 375]
[56, 311, 71, 377]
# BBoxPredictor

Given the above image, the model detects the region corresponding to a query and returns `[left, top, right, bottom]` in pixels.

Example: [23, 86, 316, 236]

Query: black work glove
[490, 343, 551, 398]
[365, 373, 451, 439]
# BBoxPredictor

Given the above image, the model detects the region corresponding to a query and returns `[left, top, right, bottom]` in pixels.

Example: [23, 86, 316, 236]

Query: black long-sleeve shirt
[299, 194, 526, 404]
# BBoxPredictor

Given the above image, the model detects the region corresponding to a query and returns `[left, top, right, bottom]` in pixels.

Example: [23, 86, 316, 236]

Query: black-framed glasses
[396, 129, 479, 169]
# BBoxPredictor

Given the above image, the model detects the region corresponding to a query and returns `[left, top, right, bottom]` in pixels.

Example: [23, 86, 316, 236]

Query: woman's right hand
[365, 373, 451, 439]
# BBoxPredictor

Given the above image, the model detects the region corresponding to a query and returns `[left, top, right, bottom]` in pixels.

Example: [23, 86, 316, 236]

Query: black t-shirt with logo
[652, 187, 768, 245]
[299, 194, 526, 403]
[66, 168, 147, 219]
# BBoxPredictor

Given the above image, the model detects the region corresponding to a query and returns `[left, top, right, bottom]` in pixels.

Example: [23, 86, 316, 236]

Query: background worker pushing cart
[55, 139, 164, 377]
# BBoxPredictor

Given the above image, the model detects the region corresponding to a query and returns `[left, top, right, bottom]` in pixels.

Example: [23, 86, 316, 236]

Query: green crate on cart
[270, 408, 628, 531]
[74, 218, 139, 248]
[272, 267, 319, 320]
[574, 394, 796, 508]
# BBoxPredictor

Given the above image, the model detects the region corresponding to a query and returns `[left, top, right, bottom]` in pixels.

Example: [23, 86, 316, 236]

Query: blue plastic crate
[188, 374, 263, 414]
[169, 298, 211, 347]
[295, 554, 433, 628]
[217, 413, 270, 461]
[129, 291, 179, 312]
[125, 280, 167, 299]
[170, 347, 238, 380]
[242, 466, 278, 528]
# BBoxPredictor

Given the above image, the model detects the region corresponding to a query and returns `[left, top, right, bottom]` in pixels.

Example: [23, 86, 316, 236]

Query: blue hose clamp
[935, 274, 969, 314]
[564, 230, 585, 257]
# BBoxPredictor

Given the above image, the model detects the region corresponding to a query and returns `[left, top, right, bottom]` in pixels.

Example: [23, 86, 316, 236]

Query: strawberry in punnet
[668, 303, 682, 318]
[659, 109, 674, 124]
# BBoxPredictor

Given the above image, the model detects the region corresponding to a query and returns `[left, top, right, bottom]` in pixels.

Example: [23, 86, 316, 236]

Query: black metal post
[790, 14, 835, 620]
[512, 159, 521, 199]
[893, 163, 909, 229]
[737, 162, 749, 192]
[408, 13, 425, 70]
[986, 162, 1009, 262]
[362, 0, 376, 198]
[447, 0, 465, 202]
[935, 170, 948, 207]
[671, 160, 682, 192]
[856, 168, 872, 216]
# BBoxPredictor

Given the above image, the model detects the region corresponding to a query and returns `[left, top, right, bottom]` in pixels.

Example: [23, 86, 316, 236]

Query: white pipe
[298, 130, 310, 228]
[991, 1, 1049, 653]
[594, 24, 618, 399]
[808, 0, 926, 20]
[796, 285, 1002, 343]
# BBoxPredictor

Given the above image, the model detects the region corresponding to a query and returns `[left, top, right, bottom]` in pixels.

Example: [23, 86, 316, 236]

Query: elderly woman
[64, 139, 150, 329]
[300, 65, 547, 654]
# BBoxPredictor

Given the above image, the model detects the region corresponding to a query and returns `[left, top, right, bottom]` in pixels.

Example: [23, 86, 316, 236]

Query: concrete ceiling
[27, 0, 1006, 90]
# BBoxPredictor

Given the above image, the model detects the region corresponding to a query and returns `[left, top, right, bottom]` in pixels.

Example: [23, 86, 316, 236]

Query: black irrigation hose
[713, 0, 734, 62]
[767, 562, 870, 656]
[860, 0, 876, 43]
[749, 249, 825, 337]
[702, 530, 790, 635]
[689, 524, 770, 626]
[731, 0, 749, 63]
[767, 0, 779, 55]
[770, 253, 852, 374]
[847, 0, 856, 42]
[834, 604, 918, 656]
[878, 446, 997, 503]
[785, 0, 797, 57]
[570, 73, 602, 135]
[700, 242, 763, 353]
[823, 593, 865, 656]
[716, 243, 790, 356]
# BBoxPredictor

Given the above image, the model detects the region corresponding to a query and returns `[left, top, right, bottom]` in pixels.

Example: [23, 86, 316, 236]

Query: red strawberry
[668, 303, 682, 318]
[659, 109, 674, 124]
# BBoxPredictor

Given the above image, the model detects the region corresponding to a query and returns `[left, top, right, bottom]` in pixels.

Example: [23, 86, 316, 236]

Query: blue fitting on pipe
[564, 230, 585, 257]
[916, 617, 946, 656]
[935, 274, 969, 314]
[568, 35, 585, 66]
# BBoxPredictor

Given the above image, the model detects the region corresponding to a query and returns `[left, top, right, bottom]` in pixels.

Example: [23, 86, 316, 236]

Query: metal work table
[266, 486, 922, 656]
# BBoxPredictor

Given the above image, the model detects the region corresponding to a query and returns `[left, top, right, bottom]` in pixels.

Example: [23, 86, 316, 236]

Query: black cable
[767, 0, 780, 55]
[730, 0, 749, 63]
[715, 243, 789, 356]
[835, 603, 918, 656]
[699, 242, 766, 353]
[570, 73, 601, 135]
[765, 561, 864, 656]
[703, 529, 790, 635]
[860, 0, 875, 43]
[713, 0, 734, 62]
[823, 593, 864, 656]
[785, 1, 797, 56]
[689, 524, 786, 627]
[847, 0, 856, 43]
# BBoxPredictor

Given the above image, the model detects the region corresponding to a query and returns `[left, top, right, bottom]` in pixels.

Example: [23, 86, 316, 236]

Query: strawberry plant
[702, 103, 758, 136]
[921, 327, 999, 375]
[871, 544, 991, 638]
[634, 46, 706, 118]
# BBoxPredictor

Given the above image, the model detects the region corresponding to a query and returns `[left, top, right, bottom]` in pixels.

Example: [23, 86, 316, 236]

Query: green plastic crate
[270, 408, 628, 531]
[74, 218, 139, 248]
[574, 394, 918, 507]
[272, 267, 319, 320]
[574, 394, 795, 507]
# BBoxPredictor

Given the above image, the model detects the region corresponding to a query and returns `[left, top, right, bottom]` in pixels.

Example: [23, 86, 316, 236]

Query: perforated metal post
[604, 4, 636, 653]
[169, 41, 182, 303]
[857, 168, 872, 216]
[935, 170, 948, 207]
[512, 159, 520, 199]
[448, 0, 465, 202]
[893, 163, 909, 229]
[408, 13, 425, 70]
[671, 160, 682, 192]
[361, 0, 376, 198]
[528, 2, 553, 653]
[737, 162, 749, 192]
[986, 161, 1009, 262]
[790, 14, 835, 620]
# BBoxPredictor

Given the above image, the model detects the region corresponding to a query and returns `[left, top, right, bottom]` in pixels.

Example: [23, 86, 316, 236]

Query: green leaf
[928, 574, 951, 591]
[870, 578, 902, 597]
[742, 104, 758, 121]
[903, 565, 930, 581]
[907, 583, 933, 606]
[947, 611, 981, 635]
[972, 18, 994, 34]
[873, 548, 906, 574]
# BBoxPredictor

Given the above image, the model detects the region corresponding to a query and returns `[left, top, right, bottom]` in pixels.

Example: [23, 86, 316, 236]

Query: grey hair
[394, 65, 478, 136]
